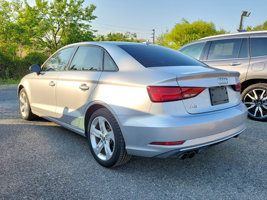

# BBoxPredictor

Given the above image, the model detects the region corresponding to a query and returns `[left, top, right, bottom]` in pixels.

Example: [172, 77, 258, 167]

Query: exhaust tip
[180, 153, 188, 160]
[179, 151, 196, 160]
[188, 151, 196, 158]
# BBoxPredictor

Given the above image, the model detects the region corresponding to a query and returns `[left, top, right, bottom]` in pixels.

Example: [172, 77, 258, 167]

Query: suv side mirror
[30, 64, 41, 75]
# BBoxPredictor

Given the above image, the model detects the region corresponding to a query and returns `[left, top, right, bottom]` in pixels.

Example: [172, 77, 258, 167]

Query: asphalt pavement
[0, 85, 266, 200]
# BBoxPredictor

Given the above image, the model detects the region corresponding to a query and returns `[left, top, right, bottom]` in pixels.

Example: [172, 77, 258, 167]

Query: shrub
[22, 52, 48, 67]
[0, 52, 16, 80]
[0, 52, 48, 80]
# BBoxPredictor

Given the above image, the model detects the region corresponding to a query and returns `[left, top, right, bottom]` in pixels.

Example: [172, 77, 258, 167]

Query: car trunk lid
[149, 66, 241, 114]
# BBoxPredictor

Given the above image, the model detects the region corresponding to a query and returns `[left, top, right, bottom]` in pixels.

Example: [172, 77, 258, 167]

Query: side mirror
[30, 64, 41, 75]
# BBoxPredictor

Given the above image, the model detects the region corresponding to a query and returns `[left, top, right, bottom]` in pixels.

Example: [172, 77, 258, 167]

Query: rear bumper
[120, 103, 248, 157]
[155, 128, 244, 158]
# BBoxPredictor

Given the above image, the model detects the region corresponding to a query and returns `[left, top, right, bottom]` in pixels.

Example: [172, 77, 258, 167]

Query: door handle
[79, 84, 89, 91]
[230, 62, 241, 66]
[49, 81, 56, 87]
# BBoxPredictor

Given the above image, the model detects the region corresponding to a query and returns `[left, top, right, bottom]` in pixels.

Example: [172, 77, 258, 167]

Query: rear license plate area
[209, 86, 229, 106]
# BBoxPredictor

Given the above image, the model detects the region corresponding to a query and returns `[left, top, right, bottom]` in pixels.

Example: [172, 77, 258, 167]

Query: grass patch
[0, 78, 21, 86]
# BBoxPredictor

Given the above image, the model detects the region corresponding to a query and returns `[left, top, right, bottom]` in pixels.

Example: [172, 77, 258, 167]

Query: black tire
[241, 83, 267, 121]
[87, 108, 131, 167]
[18, 88, 36, 120]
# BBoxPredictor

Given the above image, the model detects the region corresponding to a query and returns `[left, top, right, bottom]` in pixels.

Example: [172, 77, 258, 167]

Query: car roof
[179, 31, 267, 49]
[63, 41, 148, 49]
[199, 30, 267, 41]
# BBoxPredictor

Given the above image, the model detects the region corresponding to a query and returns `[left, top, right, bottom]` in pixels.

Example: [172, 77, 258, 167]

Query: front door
[29, 47, 76, 117]
[28, 71, 58, 117]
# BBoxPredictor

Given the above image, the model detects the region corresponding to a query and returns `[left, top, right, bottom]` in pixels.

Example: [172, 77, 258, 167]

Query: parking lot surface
[0, 85, 266, 200]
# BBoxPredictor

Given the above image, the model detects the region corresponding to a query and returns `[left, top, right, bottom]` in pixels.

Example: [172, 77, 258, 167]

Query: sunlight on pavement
[0, 119, 59, 126]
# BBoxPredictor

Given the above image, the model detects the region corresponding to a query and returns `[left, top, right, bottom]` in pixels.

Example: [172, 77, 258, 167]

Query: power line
[92, 22, 153, 40]
[93, 22, 151, 31]
[92, 22, 151, 33]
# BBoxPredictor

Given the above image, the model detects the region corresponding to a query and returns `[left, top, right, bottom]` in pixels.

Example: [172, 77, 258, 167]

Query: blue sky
[27, 0, 267, 41]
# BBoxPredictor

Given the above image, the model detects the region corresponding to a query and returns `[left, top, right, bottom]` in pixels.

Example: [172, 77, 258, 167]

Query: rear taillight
[180, 87, 206, 99]
[147, 86, 205, 102]
[232, 77, 241, 92]
[231, 82, 241, 92]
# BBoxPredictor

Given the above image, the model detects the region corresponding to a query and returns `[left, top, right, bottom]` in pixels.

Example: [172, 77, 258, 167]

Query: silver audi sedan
[18, 42, 247, 167]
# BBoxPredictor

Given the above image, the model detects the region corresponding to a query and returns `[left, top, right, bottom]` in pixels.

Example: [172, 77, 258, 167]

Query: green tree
[0, 0, 97, 80]
[95, 32, 145, 42]
[157, 19, 227, 49]
[247, 21, 267, 31]
[0, 0, 21, 57]
[18, 0, 97, 52]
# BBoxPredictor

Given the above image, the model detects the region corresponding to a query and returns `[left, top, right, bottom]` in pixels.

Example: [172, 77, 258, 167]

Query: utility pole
[238, 11, 251, 32]
[152, 29, 155, 44]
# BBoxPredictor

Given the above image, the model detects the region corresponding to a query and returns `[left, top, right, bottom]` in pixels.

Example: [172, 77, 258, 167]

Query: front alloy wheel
[19, 91, 29, 119]
[19, 88, 35, 120]
[242, 83, 267, 121]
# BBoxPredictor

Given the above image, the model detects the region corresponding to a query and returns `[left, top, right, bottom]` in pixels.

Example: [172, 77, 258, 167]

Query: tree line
[0, 0, 266, 82]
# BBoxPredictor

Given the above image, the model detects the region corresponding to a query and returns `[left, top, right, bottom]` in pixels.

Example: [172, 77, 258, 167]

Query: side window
[207, 39, 242, 60]
[42, 47, 75, 71]
[238, 38, 248, 58]
[180, 42, 205, 60]
[69, 46, 103, 71]
[104, 51, 118, 71]
[251, 37, 267, 57]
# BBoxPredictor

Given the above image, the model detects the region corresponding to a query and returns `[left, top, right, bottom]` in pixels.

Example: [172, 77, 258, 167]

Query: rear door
[248, 36, 267, 78]
[202, 38, 250, 83]
[55, 45, 103, 130]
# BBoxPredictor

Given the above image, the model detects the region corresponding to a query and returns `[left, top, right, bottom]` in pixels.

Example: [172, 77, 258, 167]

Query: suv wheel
[242, 83, 267, 121]
[87, 108, 131, 167]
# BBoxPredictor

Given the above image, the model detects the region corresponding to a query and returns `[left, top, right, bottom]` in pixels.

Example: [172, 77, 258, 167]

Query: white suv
[180, 31, 267, 121]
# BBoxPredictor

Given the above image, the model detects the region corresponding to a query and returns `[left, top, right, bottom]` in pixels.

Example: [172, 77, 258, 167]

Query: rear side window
[180, 42, 205, 60]
[70, 46, 103, 71]
[42, 47, 76, 71]
[118, 45, 206, 67]
[104, 52, 118, 71]
[251, 37, 267, 57]
[207, 39, 242, 60]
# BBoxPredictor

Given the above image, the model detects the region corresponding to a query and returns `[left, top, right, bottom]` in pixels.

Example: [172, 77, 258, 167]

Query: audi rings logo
[218, 77, 228, 85]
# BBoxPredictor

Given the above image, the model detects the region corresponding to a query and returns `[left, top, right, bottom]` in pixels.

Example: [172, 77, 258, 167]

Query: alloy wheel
[19, 91, 28, 118]
[243, 88, 267, 119]
[90, 116, 115, 161]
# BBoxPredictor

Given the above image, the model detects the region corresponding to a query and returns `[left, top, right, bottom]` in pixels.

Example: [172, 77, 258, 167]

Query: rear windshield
[118, 44, 206, 67]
